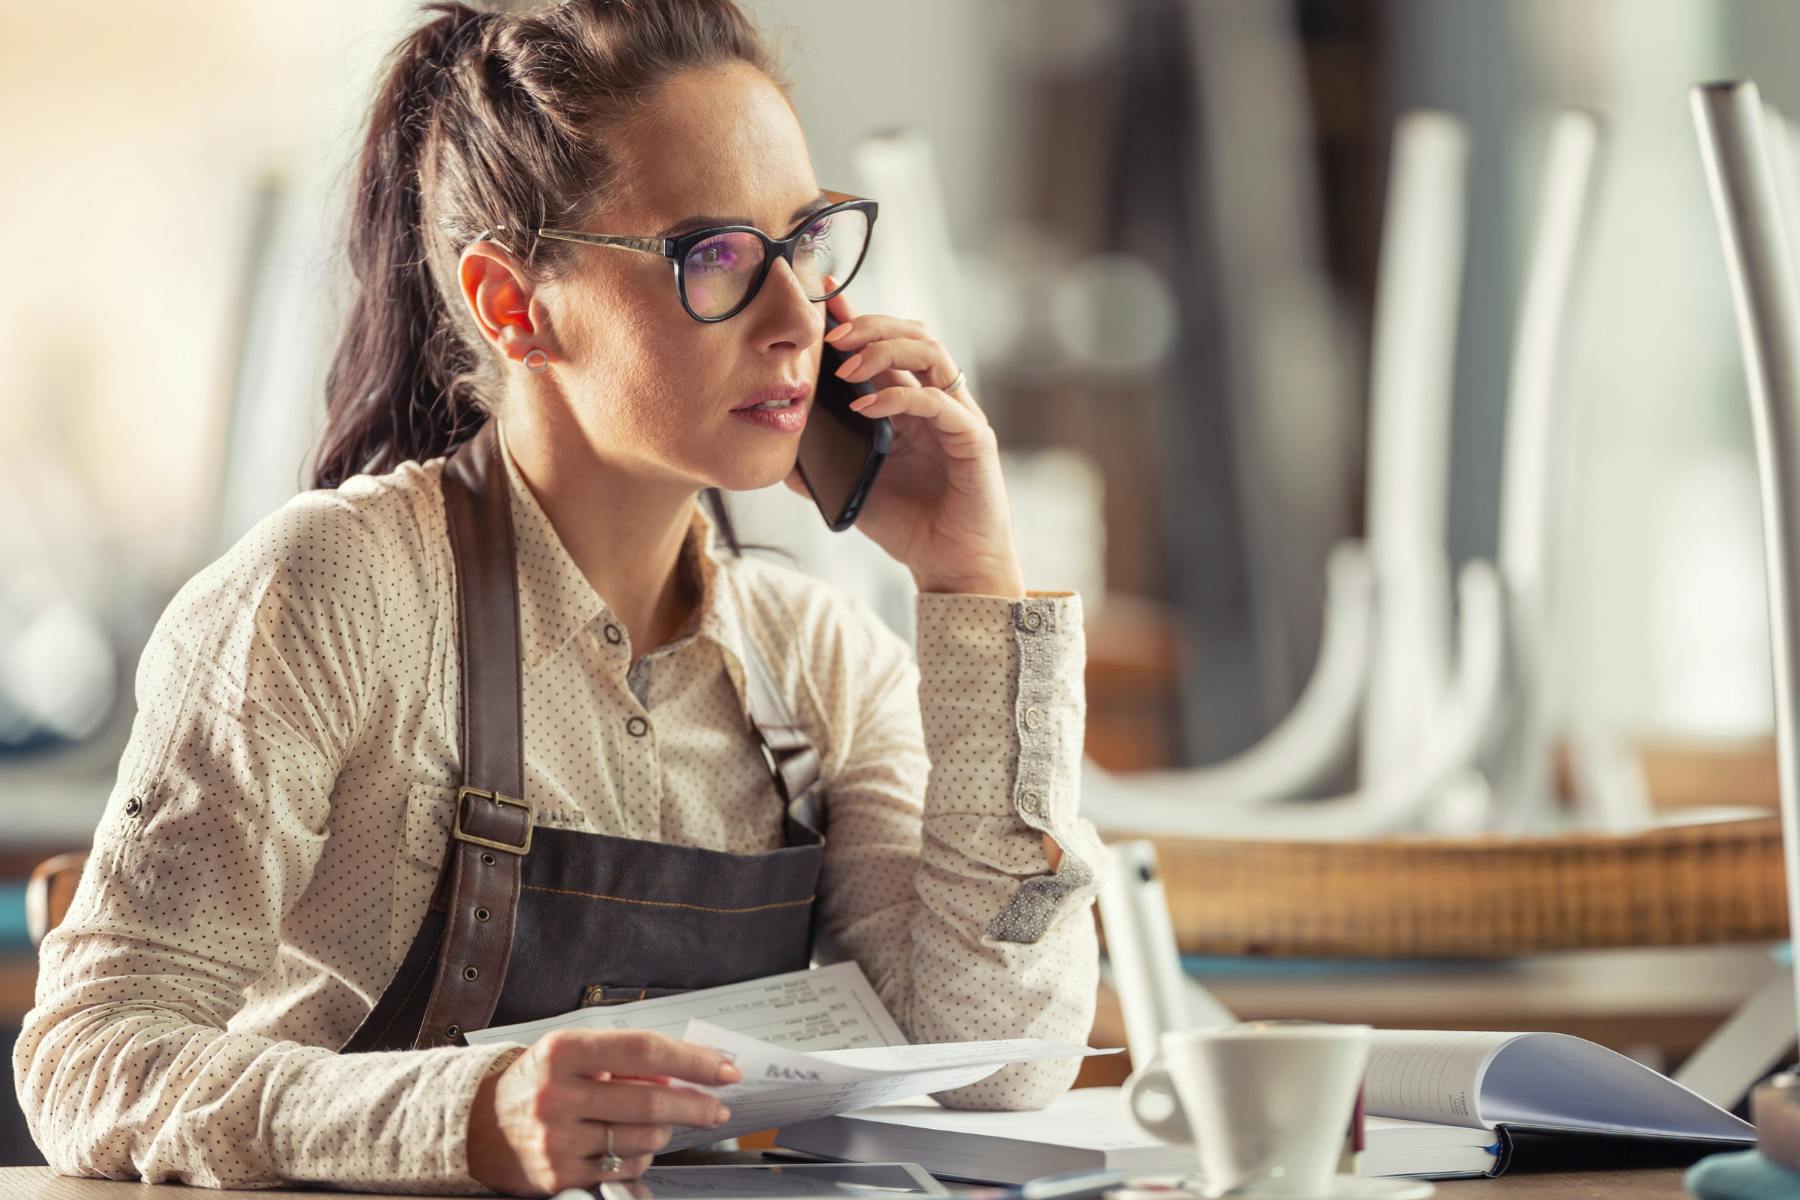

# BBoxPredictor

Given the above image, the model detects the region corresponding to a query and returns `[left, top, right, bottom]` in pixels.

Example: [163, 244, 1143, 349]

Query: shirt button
[603, 623, 624, 645]
[1019, 790, 1042, 816]
[626, 715, 650, 738]
[123, 796, 142, 817]
[1023, 706, 1043, 731]
[1022, 609, 1045, 632]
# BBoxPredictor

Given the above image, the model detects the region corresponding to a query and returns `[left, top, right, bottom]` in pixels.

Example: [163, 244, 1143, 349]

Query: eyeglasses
[476, 190, 878, 323]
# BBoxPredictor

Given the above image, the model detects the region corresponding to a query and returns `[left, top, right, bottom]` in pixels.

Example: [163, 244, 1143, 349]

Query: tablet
[596, 1162, 950, 1200]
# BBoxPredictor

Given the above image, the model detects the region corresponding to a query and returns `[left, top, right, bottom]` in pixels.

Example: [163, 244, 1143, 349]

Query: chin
[702, 455, 797, 495]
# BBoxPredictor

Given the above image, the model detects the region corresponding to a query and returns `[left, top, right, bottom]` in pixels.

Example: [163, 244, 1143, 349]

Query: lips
[732, 381, 813, 411]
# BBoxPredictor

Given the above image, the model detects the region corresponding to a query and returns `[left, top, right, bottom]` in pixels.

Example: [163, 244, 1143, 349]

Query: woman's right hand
[466, 1029, 743, 1195]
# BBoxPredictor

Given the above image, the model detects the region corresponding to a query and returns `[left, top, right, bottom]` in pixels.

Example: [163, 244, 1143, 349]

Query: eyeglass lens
[681, 207, 870, 318]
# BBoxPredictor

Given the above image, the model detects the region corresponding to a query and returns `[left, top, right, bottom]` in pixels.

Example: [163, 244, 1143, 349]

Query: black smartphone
[796, 311, 893, 531]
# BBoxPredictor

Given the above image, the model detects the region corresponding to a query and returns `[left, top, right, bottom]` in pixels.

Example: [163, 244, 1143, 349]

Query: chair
[26, 850, 89, 947]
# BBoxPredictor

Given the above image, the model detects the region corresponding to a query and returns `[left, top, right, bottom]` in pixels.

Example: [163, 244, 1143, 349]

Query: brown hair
[314, 0, 790, 550]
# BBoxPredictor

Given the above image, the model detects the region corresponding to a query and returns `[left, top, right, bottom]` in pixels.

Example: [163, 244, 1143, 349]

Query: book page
[1367, 1030, 1753, 1144]
[1480, 1033, 1752, 1140]
[464, 961, 907, 1051]
[1364, 1030, 1520, 1128]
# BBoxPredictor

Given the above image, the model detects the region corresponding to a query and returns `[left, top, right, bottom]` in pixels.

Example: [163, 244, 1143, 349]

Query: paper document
[666, 1019, 1115, 1151]
[464, 961, 907, 1051]
[463, 962, 1119, 1152]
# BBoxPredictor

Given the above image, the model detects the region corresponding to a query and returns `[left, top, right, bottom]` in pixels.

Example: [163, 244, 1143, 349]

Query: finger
[824, 313, 931, 353]
[833, 335, 963, 396]
[600, 1152, 656, 1181]
[847, 386, 996, 457]
[543, 1028, 739, 1087]
[563, 1148, 655, 1184]
[571, 1077, 731, 1129]
[822, 273, 858, 325]
[593, 1152, 656, 1181]
[817, 281, 927, 392]
[567, 1120, 676, 1160]
[543, 1117, 669, 1168]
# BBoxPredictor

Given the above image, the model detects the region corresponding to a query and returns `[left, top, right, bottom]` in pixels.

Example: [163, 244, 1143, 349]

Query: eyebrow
[655, 190, 832, 238]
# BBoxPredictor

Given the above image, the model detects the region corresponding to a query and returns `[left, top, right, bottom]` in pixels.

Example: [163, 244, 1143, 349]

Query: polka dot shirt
[12, 420, 1108, 1193]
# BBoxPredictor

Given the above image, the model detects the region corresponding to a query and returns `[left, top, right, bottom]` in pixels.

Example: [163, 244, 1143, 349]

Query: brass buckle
[453, 786, 534, 854]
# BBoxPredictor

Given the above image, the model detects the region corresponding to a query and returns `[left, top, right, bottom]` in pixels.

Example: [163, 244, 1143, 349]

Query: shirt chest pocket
[388, 780, 456, 966]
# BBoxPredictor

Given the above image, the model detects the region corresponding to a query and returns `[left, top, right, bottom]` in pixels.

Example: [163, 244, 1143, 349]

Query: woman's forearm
[816, 588, 1107, 1110]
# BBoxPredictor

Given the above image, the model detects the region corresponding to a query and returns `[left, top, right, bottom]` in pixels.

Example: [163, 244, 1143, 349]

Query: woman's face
[520, 61, 829, 493]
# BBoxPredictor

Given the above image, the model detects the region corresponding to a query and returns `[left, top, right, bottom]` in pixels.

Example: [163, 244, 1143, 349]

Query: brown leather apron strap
[403, 422, 825, 1048]
[415, 419, 531, 1049]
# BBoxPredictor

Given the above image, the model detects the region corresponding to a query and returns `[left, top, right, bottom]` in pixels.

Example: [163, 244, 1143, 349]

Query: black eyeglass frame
[477, 190, 879, 324]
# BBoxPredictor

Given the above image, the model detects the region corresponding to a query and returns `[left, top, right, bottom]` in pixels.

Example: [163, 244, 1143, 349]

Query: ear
[458, 239, 564, 370]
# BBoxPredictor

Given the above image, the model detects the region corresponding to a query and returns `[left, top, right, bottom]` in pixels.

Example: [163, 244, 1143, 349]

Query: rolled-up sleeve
[814, 587, 1107, 1110]
[11, 495, 525, 1192]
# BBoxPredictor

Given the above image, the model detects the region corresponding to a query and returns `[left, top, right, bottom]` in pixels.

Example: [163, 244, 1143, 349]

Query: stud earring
[523, 348, 549, 374]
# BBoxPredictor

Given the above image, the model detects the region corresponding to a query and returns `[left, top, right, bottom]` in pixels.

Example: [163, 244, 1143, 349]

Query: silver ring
[598, 1122, 624, 1174]
[942, 368, 968, 396]
[524, 348, 549, 374]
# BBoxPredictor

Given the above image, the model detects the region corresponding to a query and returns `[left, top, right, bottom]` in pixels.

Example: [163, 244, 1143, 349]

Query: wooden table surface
[0, 1165, 1689, 1199]
[1433, 1170, 1685, 1194]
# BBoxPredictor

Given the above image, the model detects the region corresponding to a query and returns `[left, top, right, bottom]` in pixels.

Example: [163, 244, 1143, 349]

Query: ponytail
[315, 3, 495, 490]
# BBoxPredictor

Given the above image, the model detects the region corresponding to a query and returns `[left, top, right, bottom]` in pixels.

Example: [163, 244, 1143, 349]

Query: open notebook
[776, 1030, 1754, 1182]
[1360, 1030, 1753, 1176]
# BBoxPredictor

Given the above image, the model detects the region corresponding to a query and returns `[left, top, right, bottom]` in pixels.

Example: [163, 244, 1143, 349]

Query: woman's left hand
[785, 278, 1025, 598]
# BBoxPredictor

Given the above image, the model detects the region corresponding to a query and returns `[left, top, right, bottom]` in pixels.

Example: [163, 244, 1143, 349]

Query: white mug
[1121, 1021, 1371, 1197]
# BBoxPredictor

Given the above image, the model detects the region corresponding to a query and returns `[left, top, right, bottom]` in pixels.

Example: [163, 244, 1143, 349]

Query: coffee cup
[1121, 1021, 1371, 1197]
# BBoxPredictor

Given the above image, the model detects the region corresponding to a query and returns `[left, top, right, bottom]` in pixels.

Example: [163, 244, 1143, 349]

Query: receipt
[463, 962, 1120, 1150]
[663, 1019, 1117, 1150]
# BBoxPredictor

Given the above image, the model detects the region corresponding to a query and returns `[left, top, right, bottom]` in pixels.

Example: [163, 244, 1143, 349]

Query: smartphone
[796, 311, 893, 531]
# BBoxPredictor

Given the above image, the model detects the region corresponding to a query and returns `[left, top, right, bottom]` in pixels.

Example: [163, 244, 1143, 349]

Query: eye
[798, 216, 835, 257]
[687, 236, 742, 273]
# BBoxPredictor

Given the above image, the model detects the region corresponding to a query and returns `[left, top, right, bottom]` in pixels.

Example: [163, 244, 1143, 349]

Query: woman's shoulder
[162, 459, 449, 640]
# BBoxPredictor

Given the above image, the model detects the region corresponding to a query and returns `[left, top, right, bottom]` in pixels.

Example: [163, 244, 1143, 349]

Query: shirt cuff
[913, 588, 1084, 827]
[441, 1042, 531, 1192]
[914, 589, 1100, 944]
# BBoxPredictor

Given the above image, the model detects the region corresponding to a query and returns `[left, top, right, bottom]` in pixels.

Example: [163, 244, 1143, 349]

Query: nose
[749, 255, 824, 349]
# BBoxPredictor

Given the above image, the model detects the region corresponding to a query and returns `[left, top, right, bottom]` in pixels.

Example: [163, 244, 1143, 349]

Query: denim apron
[341, 419, 827, 1054]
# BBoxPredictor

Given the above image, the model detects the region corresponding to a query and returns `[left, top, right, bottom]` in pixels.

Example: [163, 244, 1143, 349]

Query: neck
[499, 410, 701, 660]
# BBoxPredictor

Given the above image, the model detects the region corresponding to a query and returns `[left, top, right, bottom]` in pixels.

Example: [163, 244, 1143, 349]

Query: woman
[13, 0, 1105, 1195]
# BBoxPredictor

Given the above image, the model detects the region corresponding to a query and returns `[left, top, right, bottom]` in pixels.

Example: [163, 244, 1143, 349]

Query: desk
[0, 1165, 1689, 1199]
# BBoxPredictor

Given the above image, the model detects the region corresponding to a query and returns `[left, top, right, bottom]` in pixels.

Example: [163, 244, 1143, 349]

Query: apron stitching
[519, 884, 815, 914]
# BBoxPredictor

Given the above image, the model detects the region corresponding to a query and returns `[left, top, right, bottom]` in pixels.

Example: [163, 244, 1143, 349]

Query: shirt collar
[491, 419, 751, 712]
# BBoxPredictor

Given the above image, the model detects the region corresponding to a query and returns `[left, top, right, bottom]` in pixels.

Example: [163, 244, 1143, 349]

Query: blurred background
[4, 0, 1800, 1165]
